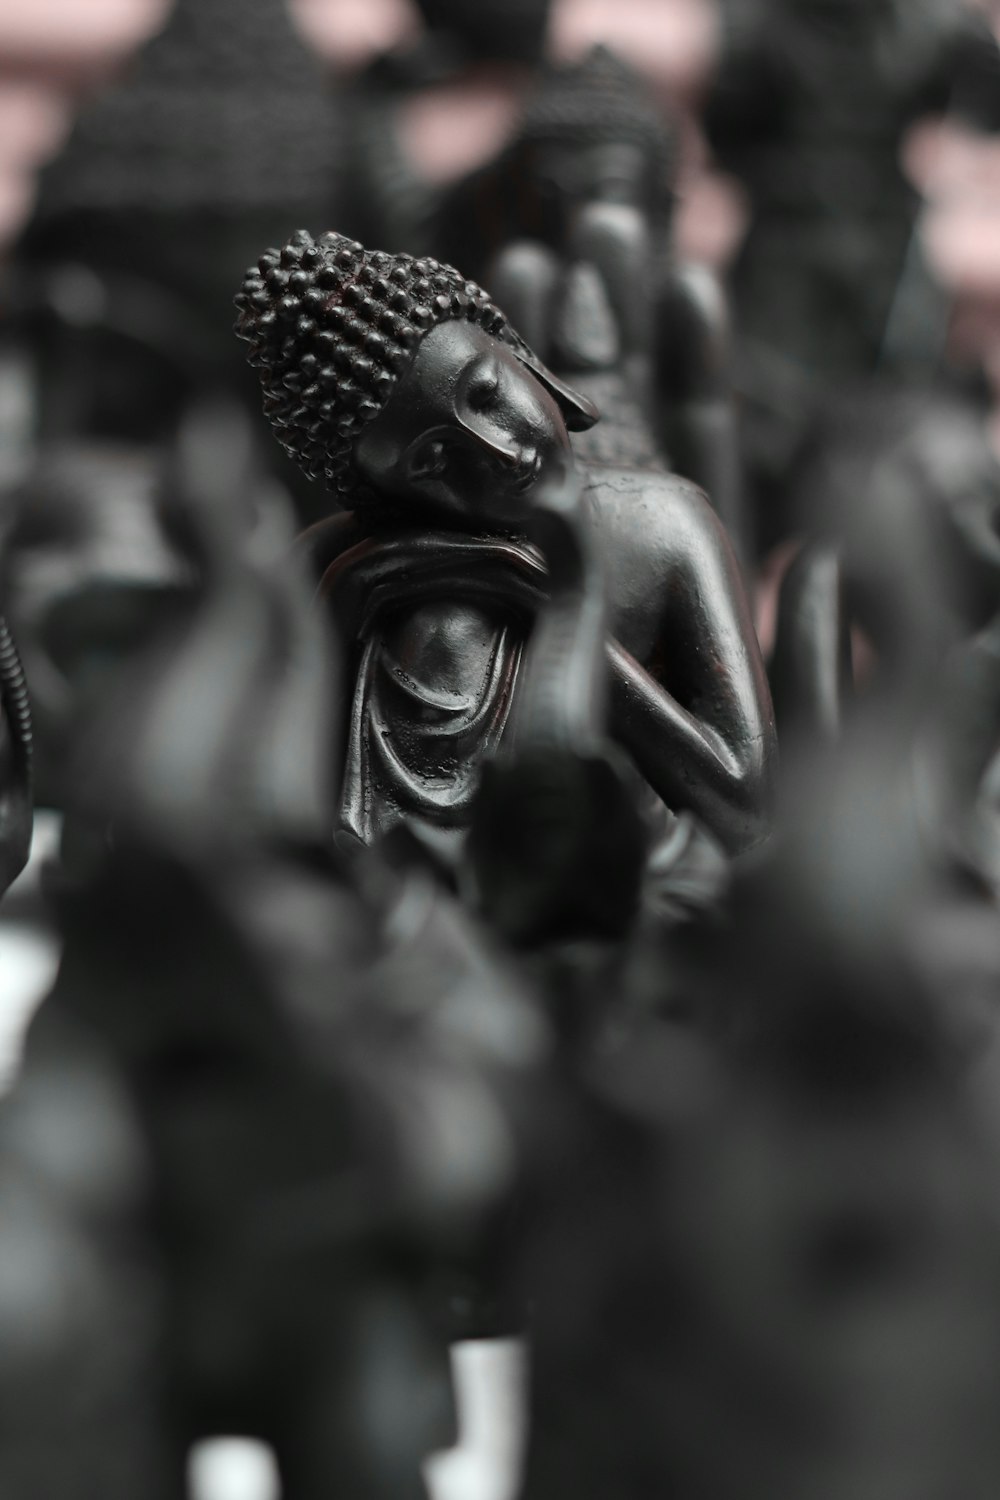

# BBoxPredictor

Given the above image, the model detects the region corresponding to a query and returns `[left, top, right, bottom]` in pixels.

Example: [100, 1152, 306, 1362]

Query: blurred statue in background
[236, 232, 774, 907]
[704, 0, 1000, 548]
[436, 47, 745, 552]
[0, 616, 31, 896]
[768, 384, 1000, 743]
[785, 387, 1000, 693]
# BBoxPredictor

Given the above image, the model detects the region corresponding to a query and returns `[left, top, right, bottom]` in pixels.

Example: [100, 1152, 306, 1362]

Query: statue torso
[328, 466, 697, 847]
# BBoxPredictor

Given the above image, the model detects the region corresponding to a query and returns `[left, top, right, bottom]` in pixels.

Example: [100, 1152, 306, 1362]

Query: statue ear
[515, 349, 600, 432]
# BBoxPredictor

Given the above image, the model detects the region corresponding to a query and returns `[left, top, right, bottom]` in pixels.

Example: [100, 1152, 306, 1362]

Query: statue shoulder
[584, 465, 727, 562]
[582, 466, 738, 647]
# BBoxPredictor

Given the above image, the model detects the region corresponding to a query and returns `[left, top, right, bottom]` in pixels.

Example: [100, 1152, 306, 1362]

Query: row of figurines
[17, 6, 1000, 563]
[2, 220, 1000, 1495]
[3, 8, 1000, 1488]
[8, 3, 1000, 825]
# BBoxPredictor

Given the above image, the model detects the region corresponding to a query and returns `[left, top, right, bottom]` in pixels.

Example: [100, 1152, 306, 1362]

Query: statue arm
[655, 265, 746, 560]
[485, 241, 561, 359]
[606, 487, 775, 853]
[469, 481, 647, 944]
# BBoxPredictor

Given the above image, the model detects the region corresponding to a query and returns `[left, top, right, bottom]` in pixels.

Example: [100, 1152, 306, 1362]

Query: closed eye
[466, 360, 501, 411]
[409, 439, 449, 481]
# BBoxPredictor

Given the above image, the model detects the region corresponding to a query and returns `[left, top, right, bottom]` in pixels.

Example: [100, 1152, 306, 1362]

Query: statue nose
[458, 416, 522, 468]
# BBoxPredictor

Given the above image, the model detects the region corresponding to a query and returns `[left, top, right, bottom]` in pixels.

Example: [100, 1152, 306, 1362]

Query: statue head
[434, 46, 679, 276]
[235, 230, 597, 522]
[511, 47, 679, 230]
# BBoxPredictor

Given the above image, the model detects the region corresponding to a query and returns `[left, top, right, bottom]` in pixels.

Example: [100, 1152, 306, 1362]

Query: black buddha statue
[434, 46, 678, 285]
[0, 443, 197, 811]
[0, 380, 549, 1499]
[235, 231, 775, 886]
[21, 0, 343, 328]
[785, 386, 1000, 694]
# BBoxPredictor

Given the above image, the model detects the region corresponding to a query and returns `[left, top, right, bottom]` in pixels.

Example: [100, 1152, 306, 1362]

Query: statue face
[352, 321, 574, 526]
[528, 139, 655, 222]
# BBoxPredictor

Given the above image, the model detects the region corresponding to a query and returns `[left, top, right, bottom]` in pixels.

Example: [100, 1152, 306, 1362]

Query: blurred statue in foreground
[236, 231, 775, 903]
[0, 399, 549, 1498]
[20, 0, 342, 347]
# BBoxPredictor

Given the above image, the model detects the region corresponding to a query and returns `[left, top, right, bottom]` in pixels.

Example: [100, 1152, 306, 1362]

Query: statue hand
[524, 470, 595, 595]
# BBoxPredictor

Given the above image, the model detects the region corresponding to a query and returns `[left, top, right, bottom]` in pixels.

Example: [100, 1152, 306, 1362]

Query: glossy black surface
[237, 232, 775, 877]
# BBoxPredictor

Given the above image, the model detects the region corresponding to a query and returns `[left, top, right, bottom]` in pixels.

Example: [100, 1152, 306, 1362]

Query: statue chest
[378, 600, 516, 719]
[339, 597, 525, 846]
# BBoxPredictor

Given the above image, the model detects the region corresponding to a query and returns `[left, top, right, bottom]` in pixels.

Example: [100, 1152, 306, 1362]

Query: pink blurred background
[0, 0, 719, 248]
[3, 1, 999, 288]
[3, 0, 1000, 371]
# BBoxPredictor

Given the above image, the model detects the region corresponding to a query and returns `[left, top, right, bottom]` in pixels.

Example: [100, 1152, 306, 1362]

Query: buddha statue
[235, 231, 775, 896]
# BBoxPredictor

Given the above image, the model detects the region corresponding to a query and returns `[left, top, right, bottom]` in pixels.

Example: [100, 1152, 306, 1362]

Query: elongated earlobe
[515, 349, 600, 432]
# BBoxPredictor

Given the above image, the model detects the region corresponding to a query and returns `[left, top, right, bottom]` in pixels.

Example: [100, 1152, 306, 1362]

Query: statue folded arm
[592, 472, 775, 853]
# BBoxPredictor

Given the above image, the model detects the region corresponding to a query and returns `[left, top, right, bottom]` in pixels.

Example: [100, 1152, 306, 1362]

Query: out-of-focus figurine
[9, 0, 342, 516]
[0, 443, 194, 810]
[785, 385, 1000, 696]
[704, 0, 1000, 547]
[0, 393, 549, 1498]
[516, 736, 1000, 1500]
[763, 374, 1000, 926]
[236, 231, 775, 888]
[20, 0, 341, 335]
[340, 0, 553, 255]
[434, 47, 679, 290]
[436, 47, 745, 550]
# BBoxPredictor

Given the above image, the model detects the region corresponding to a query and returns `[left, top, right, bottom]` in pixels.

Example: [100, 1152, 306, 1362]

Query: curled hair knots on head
[515, 46, 678, 199]
[235, 228, 525, 508]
